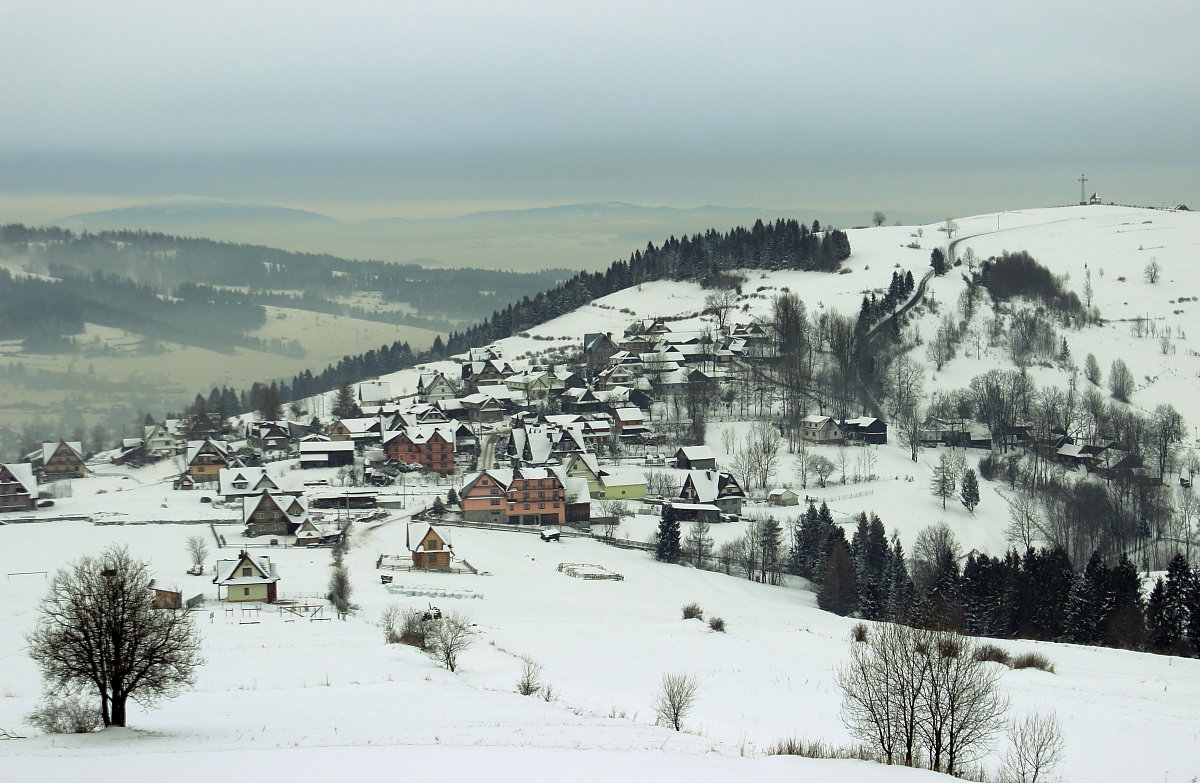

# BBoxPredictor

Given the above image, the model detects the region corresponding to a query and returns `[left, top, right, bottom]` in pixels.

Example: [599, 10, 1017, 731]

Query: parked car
[37, 499, 55, 508]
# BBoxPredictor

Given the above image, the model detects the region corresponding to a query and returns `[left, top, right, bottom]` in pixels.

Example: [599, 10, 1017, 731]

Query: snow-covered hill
[4, 204, 1200, 782]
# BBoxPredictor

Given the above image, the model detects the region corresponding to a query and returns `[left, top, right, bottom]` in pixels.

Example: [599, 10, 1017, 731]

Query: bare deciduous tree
[427, 612, 474, 672]
[810, 455, 836, 488]
[185, 535, 209, 572]
[653, 672, 698, 731]
[26, 546, 204, 727]
[1000, 709, 1064, 783]
[838, 625, 1007, 775]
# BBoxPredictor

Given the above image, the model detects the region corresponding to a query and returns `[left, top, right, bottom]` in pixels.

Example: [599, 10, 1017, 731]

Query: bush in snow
[681, 602, 704, 621]
[25, 695, 100, 735]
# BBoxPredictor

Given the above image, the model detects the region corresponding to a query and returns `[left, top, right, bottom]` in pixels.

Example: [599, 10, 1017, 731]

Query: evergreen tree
[1145, 578, 1173, 651]
[656, 505, 682, 564]
[446, 488, 459, 506]
[1164, 553, 1195, 641]
[885, 534, 915, 622]
[759, 516, 782, 585]
[1063, 550, 1109, 645]
[818, 539, 858, 616]
[959, 468, 980, 513]
[1103, 553, 1146, 649]
[931, 247, 948, 276]
[332, 382, 361, 420]
[850, 513, 889, 620]
[930, 452, 957, 509]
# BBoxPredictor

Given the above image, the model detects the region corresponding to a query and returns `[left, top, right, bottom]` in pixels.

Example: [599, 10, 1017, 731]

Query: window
[243, 587, 250, 596]
[538, 503, 544, 509]
[523, 504, 530, 510]
[242, 567, 252, 577]
[490, 499, 500, 505]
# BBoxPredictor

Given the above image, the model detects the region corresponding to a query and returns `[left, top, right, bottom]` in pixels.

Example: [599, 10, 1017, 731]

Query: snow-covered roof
[0, 463, 36, 495]
[214, 552, 279, 585]
[42, 440, 84, 463]
[676, 446, 716, 461]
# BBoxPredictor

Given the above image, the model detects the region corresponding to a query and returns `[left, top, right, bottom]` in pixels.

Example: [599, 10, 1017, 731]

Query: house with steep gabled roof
[678, 469, 745, 515]
[383, 424, 457, 474]
[327, 417, 381, 445]
[674, 446, 717, 470]
[406, 523, 454, 569]
[29, 440, 86, 480]
[357, 380, 393, 406]
[242, 490, 309, 537]
[213, 550, 279, 602]
[417, 372, 458, 404]
[800, 415, 843, 445]
[218, 467, 297, 501]
[840, 416, 888, 445]
[181, 438, 230, 486]
[0, 462, 37, 512]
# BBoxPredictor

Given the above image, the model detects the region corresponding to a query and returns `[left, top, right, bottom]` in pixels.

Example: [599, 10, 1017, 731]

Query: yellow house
[213, 550, 279, 602]
[596, 470, 647, 500]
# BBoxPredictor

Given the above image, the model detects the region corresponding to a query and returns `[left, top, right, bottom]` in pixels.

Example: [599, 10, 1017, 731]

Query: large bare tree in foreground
[26, 546, 204, 727]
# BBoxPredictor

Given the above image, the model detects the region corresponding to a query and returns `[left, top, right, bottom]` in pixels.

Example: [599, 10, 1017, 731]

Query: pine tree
[885, 534, 915, 622]
[931, 247, 947, 276]
[759, 516, 782, 585]
[656, 505, 682, 564]
[959, 468, 980, 513]
[1103, 553, 1145, 649]
[1063, 550, 1108, 645]
[850, 513, 890, 620]
[818, 539, 858, 616]
[1145, 578, 1173, 651]
[332, 382, 361, 420]
[446, 488, 459, 506]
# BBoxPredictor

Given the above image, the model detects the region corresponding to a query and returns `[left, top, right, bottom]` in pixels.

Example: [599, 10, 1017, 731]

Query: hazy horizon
[3, 2, 1197, 246]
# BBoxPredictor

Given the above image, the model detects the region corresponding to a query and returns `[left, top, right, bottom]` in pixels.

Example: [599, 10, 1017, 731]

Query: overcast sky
[2, 1, 1197, 223]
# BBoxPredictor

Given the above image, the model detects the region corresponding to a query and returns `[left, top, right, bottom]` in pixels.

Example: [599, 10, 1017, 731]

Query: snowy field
[4, 205, 1200, 780]
[1, 518, 1198, 781]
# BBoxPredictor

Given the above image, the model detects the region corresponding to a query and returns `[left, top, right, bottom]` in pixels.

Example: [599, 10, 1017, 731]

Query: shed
[768, 488, 800, 506]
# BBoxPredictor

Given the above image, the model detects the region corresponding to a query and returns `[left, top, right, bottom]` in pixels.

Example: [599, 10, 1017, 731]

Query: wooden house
[674, 446, 717, 470]
[0, 462, 37, 512]
[218, 467, 297, 501]
[183, 438, 230, 485]
[407, 523, 453, 569]
[382, 424, 457, 474]
[246, 421, 293, 452]
[840, 416, 888, 445]
[242, 490, 309, 537]
[149, 579, 183, 609]
[298, 440, 355, 468]
[768, 488, 801, 506]
[213, 550, 279, 603]
[34, 440, 86, 479]
[582, 332, 620, 378]
[678, 469, 745, 515]
[327, 417, 381, 445]
[417, 372, 458, 404]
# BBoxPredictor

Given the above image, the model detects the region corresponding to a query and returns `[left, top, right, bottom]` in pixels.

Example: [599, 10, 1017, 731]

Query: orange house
[459, 468, 566, 526]
[407, 523, 453, 569]
[383, 426, 455, 473]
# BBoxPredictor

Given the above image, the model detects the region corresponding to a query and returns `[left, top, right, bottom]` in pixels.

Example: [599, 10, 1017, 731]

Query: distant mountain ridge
[58, 196, 337, 230]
